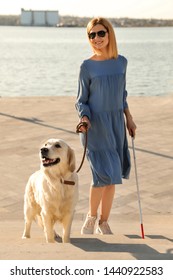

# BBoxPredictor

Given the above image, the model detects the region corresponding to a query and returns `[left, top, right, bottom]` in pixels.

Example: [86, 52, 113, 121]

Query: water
[0, 26, 173, 97]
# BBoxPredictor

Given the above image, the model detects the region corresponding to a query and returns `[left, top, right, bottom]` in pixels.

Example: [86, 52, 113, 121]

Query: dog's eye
[55, 143, 61, 148]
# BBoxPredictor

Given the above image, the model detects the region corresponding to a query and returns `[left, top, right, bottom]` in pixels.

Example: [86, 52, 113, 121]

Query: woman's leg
[81, 186, 103, 234]
[81, 184, 115, 234]
[99, 184, 115, 223]
[89, 186, 104, 217]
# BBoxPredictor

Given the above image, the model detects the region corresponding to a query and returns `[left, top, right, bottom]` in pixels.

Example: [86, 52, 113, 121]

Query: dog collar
[60, 178, 75, 186]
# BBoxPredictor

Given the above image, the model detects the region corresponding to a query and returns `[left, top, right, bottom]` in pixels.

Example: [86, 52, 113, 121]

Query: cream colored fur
[22, 139, 78, 243]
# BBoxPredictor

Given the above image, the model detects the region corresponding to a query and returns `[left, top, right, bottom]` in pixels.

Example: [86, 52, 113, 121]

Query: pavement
[0, 96, 173, 260]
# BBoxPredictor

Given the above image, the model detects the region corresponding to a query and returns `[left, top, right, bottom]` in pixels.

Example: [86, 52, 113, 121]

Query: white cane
[131, 137, 145, 239]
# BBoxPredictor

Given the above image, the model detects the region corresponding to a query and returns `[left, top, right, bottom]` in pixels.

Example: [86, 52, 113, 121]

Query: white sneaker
[81, 214, 97, 234]
[96, 221, 113, 235]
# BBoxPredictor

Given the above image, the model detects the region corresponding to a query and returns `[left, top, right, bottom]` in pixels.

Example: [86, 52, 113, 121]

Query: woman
[76, 17, 136, 235]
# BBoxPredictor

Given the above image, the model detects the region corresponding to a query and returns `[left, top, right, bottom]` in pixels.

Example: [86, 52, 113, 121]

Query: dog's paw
[22, 234, 30, 239]
[46, 238, 55, 243]
[54, 232, 62, 243]
[63, 237, 71, 243]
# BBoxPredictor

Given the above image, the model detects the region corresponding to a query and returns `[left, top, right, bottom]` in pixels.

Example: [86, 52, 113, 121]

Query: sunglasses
[88, 30, 108, 40]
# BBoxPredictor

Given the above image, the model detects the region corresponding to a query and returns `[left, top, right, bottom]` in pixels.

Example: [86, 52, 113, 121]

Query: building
[20, 9, 59, 26]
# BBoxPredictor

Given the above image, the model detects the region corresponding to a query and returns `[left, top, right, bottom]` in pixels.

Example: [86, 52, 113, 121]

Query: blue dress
[76, 55, 131, 187]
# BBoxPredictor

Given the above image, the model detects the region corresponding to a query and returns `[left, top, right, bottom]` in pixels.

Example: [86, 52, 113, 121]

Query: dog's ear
[67, 147, 76, 172]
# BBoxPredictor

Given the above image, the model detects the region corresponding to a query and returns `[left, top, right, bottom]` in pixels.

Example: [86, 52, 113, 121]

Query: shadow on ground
[67, 235, 173, 260]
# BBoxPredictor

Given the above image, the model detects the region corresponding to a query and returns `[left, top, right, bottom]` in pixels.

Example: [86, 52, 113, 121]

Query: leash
[76, 121, 88, 173]
[61, 121, 88, 186]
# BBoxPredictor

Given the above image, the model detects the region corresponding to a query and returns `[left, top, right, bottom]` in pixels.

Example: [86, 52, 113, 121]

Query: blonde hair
[87, 17, 118, 59]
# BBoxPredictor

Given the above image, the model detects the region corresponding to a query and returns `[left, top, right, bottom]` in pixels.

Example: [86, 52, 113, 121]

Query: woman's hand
[126, 117, 137, 138]
[78, 116, 91, 133]
[124, 108, 137, 138]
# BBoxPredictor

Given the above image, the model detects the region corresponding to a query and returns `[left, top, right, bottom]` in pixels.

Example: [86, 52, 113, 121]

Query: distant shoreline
[0, 14, 173, 27]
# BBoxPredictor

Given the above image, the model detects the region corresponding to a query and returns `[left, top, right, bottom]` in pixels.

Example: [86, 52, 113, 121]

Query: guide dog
[22, 138, 78, 243]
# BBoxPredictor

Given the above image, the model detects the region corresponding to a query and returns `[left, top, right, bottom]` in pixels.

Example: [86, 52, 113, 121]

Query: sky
[0, 0, 173, 19]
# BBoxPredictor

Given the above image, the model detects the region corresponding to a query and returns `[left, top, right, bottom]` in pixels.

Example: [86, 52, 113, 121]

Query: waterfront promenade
[0, 96, 173, 260]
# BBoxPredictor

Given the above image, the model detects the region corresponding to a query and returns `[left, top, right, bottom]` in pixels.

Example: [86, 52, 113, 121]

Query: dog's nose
[41, 147, 48, 155]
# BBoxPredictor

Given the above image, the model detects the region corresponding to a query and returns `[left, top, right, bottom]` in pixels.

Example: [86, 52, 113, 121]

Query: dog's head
[40, 139, 76, 173]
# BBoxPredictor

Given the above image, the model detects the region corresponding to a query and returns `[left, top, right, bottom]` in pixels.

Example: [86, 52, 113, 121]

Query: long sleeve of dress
[123, 59, 129, 110]
[75, 63, 91, 119]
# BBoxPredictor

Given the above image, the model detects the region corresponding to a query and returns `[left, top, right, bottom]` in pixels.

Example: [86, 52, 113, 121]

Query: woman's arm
[124, 107, 137, 138]
[76, 63, 91, 132]
[75, 63, 91, 120]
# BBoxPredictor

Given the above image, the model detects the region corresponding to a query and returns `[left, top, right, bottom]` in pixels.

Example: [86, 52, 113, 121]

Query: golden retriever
[22, 139, 78, 243]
